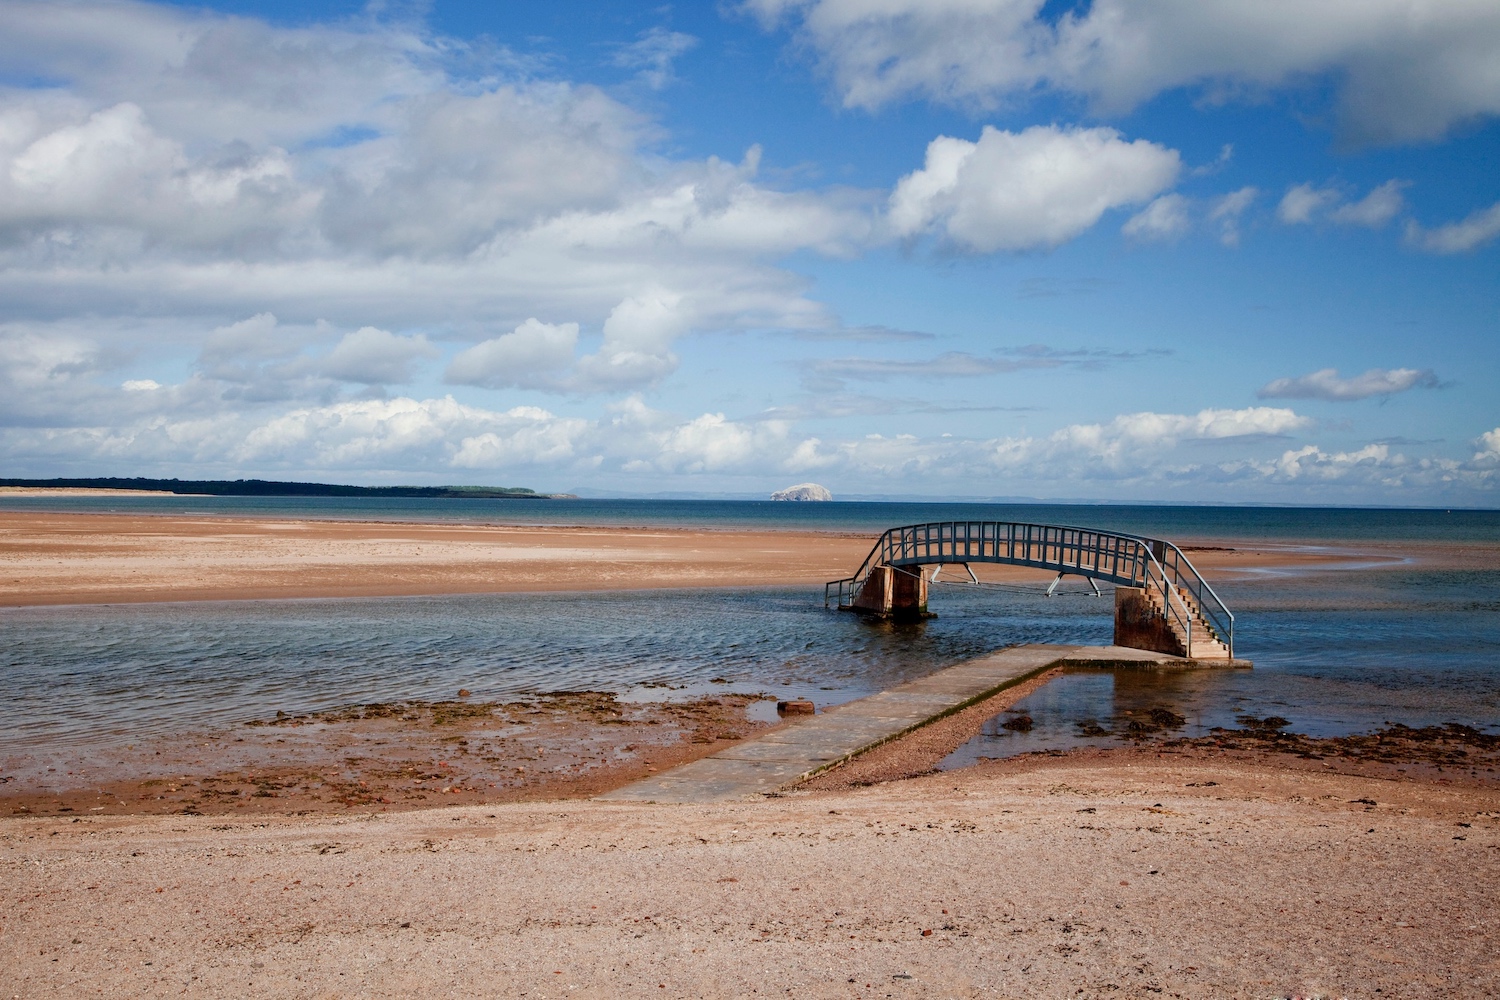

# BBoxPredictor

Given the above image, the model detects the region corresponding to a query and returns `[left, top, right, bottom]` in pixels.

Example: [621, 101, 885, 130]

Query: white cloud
[750, 0, 1500, 143]
[6, 382, 1496, 500]
[1277, 183, 1340, 225]
[1328, 181, 1407, 228]
[1474, 428, 1500, 462]
[1268, 443, 1397, 481]
[1208, 187, 1257, 246]
[575, 289, 693, 391]
[1043, 406, 1311, 457]
[0, 1, 880, 416]
[446, 319, 580, 391]
[1258, 367, 1442, 402]
[1122, 194, 1191, 241]
[612, 27, 698, 90]
[236, 396, 588, 470]
[1405, 200, 1500, 253]
[1278, 180, 1407, 228]
[321, 327, 436, 385]
[889, 125, 1180, 252]
[121, 379, 161, 391]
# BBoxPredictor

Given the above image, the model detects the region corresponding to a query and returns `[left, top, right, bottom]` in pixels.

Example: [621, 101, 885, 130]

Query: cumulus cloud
[1122, 194, 1191, 242]
[575, 289, 693, 391]
[1258, 367, 1442, 401]
[781, 405, 1316, 484]
[1278, 180, 1407, 228]
[1277, 184, 1340, 225]
[1267, 443, 1398, 481]
[1405, 200, 1500, 253]
[1473, 428, 1500, 462]
[446, 319, 580, 391]
[0, 0, 881, 420]
[6, 380, 1495, 500]
[1049, 406, 1312, 452]
[1329, 181, 1408, 227]
[320, 327, 436, 385]
[889, 125, 1180, 252]
[237, 396, 589, 470]
[748, 0, 1500, 143]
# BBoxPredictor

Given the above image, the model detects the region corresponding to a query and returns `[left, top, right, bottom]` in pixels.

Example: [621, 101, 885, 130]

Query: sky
[0, 0, 1497, 504]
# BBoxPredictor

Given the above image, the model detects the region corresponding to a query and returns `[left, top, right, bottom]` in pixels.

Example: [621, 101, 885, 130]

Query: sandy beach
[6, 756, 1497, 998]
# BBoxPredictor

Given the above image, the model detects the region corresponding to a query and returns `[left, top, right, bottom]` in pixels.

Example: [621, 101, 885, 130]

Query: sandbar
[0, 509, 1473, 607]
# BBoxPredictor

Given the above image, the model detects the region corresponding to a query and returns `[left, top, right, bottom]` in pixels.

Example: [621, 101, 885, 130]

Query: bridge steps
[1136, 585, 1231, 659]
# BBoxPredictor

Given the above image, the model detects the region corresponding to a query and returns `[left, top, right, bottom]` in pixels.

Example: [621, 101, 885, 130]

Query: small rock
[457, 688, 471, 698]
[777, 699, 815, 715]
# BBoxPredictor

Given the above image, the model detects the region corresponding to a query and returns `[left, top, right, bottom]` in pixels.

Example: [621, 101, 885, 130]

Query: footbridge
[825, 521, 1235, 659]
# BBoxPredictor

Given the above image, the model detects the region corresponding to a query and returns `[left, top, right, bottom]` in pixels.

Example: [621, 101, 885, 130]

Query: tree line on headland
[0, 477, 570, 499]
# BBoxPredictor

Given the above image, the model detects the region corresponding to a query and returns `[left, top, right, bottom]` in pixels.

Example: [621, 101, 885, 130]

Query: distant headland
[0, 477, 574, 499]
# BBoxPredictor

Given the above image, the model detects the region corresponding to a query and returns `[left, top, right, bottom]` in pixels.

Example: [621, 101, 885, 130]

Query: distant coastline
[0, 477, 573, 499]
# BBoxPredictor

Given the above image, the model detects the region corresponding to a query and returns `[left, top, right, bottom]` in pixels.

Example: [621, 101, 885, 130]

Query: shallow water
[4, 562, 1499, 761]
[0, 584, 1106, 756]
[940, 566, 1500, 766]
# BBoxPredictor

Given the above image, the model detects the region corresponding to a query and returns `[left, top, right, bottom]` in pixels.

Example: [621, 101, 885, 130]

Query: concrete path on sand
[599, 643, 1249, 804]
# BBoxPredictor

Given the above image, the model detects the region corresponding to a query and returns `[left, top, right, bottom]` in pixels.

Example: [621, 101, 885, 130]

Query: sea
[2, 496, 1498, 764]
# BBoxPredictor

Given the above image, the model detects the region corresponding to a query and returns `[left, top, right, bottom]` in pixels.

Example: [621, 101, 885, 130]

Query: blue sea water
[1, 497, 1497, 759]
[4, 493, 1499, 542]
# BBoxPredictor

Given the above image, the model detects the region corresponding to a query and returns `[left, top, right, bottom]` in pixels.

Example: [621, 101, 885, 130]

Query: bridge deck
[597, 644, 1251, 804]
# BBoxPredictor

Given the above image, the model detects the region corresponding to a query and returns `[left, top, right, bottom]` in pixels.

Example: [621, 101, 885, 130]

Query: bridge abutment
[850, 565, 929, 619]
[1113, 586, 1187, 657]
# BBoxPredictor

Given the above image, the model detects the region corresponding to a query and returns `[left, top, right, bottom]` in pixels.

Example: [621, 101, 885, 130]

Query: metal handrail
[823, 520, 1234, 657]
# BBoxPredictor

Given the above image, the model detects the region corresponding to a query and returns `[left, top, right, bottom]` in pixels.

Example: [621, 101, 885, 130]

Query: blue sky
[1, 0, 1497, 503]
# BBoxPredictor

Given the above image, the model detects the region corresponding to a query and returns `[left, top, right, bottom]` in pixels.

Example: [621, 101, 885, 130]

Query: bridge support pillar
[851, 565, 929, 619]
[1113, 587, 1188, 657]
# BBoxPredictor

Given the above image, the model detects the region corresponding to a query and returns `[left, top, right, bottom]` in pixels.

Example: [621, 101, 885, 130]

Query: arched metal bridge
[824, 521, 1235, 659]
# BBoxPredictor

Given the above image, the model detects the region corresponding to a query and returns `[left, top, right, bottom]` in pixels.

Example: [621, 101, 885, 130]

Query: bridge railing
[823, 520, 1233, 657]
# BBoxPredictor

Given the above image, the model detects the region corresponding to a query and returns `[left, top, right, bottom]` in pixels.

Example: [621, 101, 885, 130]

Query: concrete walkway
[599, 643, 1249, 804]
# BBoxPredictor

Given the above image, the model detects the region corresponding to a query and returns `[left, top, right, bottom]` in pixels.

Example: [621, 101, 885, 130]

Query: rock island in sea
[770, 482, 832, 501]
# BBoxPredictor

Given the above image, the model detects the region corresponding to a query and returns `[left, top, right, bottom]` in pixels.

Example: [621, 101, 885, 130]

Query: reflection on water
[939, 669, 1254, 768]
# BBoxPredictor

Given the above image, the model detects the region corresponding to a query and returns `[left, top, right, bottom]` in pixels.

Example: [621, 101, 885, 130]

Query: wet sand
[0, 509, 1468, 607]
[2, 693, 784, 821]
[5, 756, 1497, 998]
